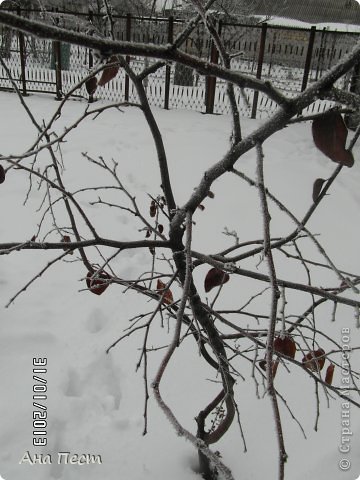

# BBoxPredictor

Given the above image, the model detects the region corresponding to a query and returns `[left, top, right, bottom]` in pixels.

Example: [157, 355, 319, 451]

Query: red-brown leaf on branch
[0, 165, 5, 184]
[85, 76, 97, 95]
[312, 178, 326, 202]
[156, 279, 173, 305]
[274, 335, 296, 359]
[98, 55, 120, 86]
[272, 359, 279, 378]
[312, 112, 354, 167]
[325, 363, 335, 385]
[61, 235, 70, 244]
[259, 358, 279, 378]
[86, 270, 110, 296]
[302, 348, 326, 371]
[204, 268, 230, 293]
[61, 235, 73, 254]
[259, 359, 267, 371]
[150, 200, 157, 218]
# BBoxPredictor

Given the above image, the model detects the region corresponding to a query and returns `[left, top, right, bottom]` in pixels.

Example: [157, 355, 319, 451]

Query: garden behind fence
[0, 7, 359, 119]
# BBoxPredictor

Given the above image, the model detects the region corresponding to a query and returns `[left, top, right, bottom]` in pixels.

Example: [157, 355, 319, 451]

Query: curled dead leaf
[0, 165, 5, 184]
[86, 269, 110, 295]
[204, 268, 230, 293]
[156, 279, 173, 305]
[60, 235, 73, 254]
[98, 55, 120, 86]
[259, 358, 279, 378]
[274, 335, 296, 359]
[302, 348, 326, 371]
[325, 363, 335, 385]
[259, 359, 267, 371]
[85, 76, 97, 95]
[312, 178, 326, 202]
[150, 200, 157, 218]
[272, 359, 279, 378]
[312, 112, 354, 167]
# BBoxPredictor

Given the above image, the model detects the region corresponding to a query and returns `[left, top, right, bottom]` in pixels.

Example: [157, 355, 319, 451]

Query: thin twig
[256, 143, 287, 480]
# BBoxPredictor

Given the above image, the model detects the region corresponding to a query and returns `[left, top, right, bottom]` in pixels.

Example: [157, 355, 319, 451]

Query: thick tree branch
[191, 251, 360, 308]
[0, 238, 171, 253]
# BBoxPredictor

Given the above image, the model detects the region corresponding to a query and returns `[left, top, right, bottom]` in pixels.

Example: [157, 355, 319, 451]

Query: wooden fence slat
[301, 26, 316, 92]
[164, 16, 173, 110]
[251, 23, 267, 119]
[124, 13, 131, 102]
[17, 7, 27, 96]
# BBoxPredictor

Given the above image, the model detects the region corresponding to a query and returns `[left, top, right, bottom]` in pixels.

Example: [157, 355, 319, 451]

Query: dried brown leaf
[312, 178, 326, 202]
[274, 335, 296, 359]
[86, 270, 110, 296]
[302, 348, 326, 371]
[204, 268, 230, 293]
[312, 112, 354, 167]
[98, 55, 120, 86]
[156, 279, 173, 305]
[60, 235, 73, 254]
[0, 165, 5, 184]
[85, 76, 97, 95]
[325, 363, 335, 385]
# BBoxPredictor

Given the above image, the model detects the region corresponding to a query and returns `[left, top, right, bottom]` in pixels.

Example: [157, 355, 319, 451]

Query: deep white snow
[0, 91, 359, 480]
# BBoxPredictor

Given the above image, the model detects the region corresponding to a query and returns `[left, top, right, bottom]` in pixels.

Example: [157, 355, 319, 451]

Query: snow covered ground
[256, 15, 360, 33]
[0, 91, 359, 480]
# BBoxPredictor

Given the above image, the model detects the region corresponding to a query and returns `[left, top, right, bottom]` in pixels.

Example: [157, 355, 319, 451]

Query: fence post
[53, 41, 63, 100]
[88, 9, 94, 103]
[315, 27, 327, 81]
[205, 20, 222, 114]
[52, 11, 63, 101]
[164, 16, 174, 110]
[349, 61, 360, 93]
[124, 13, 131, 102]
[251, 22, 267, 119]
[301, 26, 316, 91]
[17, 6, 27, 96]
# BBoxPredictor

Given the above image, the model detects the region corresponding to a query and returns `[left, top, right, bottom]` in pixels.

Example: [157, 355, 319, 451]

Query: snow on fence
[0, 8, 358, 119]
